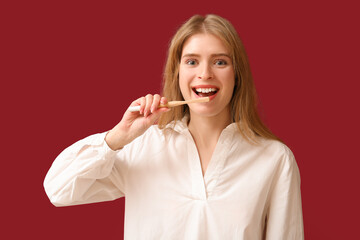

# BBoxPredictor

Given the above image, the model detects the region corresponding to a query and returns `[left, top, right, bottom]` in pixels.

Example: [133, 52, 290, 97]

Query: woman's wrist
[105, 127, 129, 151]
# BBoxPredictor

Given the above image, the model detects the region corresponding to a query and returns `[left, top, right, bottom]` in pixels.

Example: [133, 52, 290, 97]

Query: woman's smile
[192, 85, 219, 100]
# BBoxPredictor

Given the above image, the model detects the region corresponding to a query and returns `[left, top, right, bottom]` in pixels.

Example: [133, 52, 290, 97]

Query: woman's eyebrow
[182, 53, 231, 58]
[182, 53, 200, 58]
[211, 53, 231, 58]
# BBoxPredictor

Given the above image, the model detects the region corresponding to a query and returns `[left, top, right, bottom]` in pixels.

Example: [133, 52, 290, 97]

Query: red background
[2, 0, 359, 239]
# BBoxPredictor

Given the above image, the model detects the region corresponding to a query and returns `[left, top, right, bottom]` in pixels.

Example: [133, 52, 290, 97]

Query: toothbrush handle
[127, 105, 168, 112]
[127, 97, 209, 112]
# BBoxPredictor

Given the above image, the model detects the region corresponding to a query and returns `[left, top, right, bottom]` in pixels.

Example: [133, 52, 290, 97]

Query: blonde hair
[158, 14, 281, 143]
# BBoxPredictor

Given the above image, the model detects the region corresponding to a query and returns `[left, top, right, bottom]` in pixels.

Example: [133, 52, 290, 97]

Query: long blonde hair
[158, 14, 281, 143]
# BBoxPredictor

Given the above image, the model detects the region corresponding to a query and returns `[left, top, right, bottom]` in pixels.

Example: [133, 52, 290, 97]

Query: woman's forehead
[182, 33, 230, 56]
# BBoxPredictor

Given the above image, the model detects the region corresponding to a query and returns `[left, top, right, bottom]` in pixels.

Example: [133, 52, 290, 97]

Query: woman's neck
[187, 109, 232, 146]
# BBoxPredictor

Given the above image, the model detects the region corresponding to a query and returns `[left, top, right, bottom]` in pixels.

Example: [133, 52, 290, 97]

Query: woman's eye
[185, 59, 197, 65]
[214, 59, 227, 66]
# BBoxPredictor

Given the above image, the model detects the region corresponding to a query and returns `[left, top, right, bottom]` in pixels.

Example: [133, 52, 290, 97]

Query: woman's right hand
[105, 94, 170, 150]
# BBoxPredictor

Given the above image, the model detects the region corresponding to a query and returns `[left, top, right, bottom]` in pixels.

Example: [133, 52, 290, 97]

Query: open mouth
[192, 87, 219, 98]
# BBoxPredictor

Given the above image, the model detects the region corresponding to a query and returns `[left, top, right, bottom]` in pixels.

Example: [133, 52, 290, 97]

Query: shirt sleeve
[43, 132, 130, 207]
[265, 146, 304, 239]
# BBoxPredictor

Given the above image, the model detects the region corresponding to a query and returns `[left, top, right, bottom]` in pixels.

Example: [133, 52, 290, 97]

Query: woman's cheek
[178, 77, 188, 100]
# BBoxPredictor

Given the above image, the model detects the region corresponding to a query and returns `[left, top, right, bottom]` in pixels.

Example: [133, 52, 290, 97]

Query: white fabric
[44, 119, 304, 239]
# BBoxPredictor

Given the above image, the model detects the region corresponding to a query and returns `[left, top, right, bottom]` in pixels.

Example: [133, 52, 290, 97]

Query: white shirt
[44, 119, 304, 239]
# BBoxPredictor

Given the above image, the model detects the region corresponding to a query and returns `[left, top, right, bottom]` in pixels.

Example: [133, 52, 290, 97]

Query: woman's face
[179, 33, 235, 118]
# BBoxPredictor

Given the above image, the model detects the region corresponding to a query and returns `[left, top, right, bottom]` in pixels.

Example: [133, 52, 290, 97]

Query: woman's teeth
[195, 88, 217, 93]
[194, 88, 218, 97]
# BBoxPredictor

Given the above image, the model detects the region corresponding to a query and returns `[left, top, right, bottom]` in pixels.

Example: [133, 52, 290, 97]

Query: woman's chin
[188, 102, 232, 120]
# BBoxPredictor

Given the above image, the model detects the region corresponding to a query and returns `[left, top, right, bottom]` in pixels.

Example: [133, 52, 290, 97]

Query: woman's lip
[192, 84, 219, 89]
[191, 84, 220, 101]
[208, 92, 218, 100]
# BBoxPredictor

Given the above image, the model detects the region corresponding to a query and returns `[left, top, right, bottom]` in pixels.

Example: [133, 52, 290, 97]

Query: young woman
[44, 14, 304, 239]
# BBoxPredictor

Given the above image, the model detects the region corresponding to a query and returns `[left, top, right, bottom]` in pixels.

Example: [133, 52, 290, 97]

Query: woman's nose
[198, 63, 213, 80]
